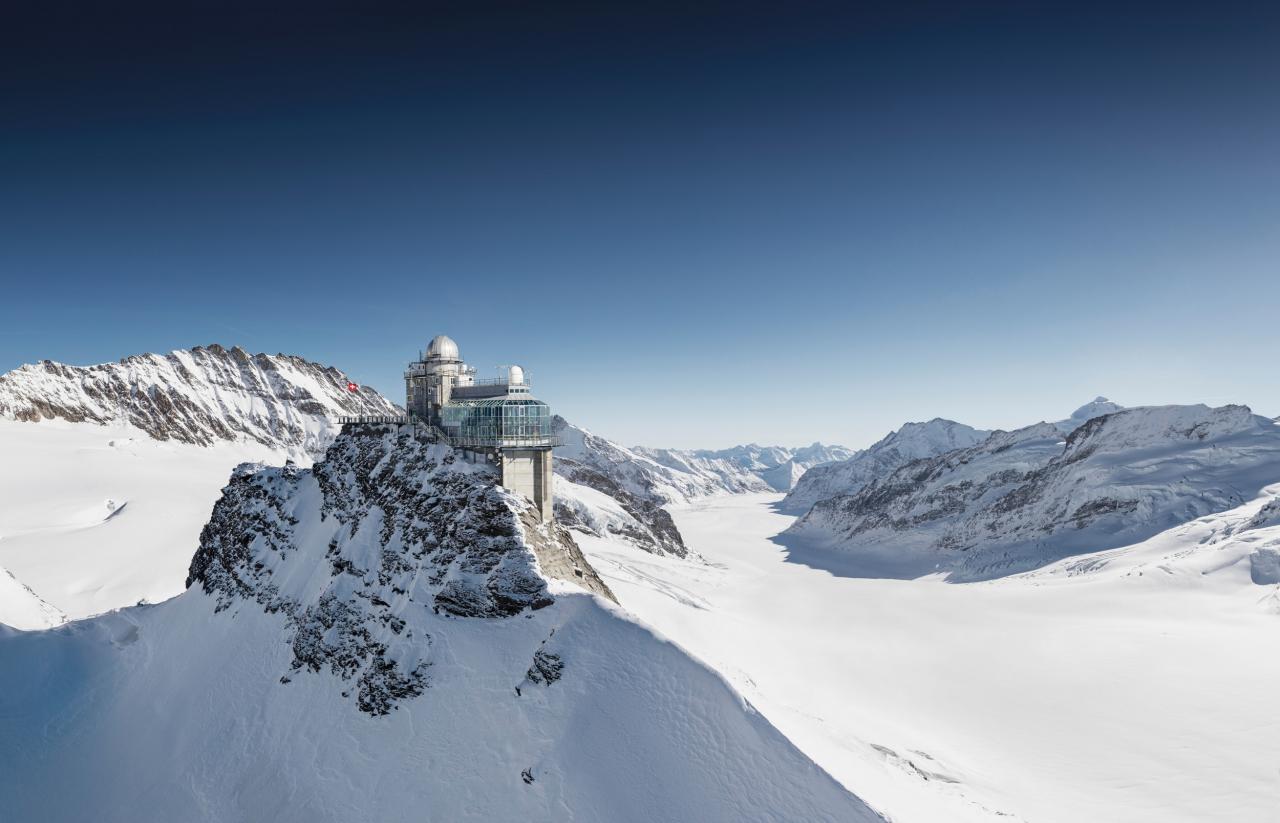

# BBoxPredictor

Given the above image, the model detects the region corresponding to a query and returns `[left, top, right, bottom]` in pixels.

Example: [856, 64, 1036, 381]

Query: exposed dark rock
[526, 648, 564, 686]
[186, 426, 611, 715]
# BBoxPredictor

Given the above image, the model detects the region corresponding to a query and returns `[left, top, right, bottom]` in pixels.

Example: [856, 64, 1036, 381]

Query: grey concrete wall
[501, 447, 554, 521]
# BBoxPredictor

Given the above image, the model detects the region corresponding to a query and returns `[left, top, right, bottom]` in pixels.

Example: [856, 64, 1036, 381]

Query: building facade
[405, 335, 555, 520]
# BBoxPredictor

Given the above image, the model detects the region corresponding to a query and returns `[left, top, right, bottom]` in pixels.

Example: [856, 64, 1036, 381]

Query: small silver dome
[508, 365, 525, 385]
[426, 334, 460, 361]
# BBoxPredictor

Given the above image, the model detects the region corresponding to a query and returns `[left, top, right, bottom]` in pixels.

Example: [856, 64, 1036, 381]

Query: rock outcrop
[188, 425, 614, 713]
[0, 424, 881, 823]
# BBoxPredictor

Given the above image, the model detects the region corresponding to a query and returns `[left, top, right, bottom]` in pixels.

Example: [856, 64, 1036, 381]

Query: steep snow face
[0, 427, 880, 823]
[552, 417, 733, 558]
[0, 566, 64, 630]
[553, 468, 688, 558]
[788, 405, 1280, 580]
[0, 344, 399, 458]
[783, 419, 989, 513]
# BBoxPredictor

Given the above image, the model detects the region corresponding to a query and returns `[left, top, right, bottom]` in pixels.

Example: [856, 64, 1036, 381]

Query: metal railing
[337, 415, 410, 425]
[335, 416, 556, 449]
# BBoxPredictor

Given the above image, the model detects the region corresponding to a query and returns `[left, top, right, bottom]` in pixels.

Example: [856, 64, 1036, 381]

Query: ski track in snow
[578, 491, 1280, 823]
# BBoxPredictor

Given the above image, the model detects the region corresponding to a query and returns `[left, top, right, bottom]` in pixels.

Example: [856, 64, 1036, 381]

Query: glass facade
[440, 397, 553, 447]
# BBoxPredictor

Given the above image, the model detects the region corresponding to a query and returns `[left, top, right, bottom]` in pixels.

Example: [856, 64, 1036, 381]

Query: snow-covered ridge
[0, 344, 399, 458]
[782, 398, 1126, 516]
[552, 417, 849, 556]
[0, 425, 880, 823]
[1059, 395, 1124, 432]
[783, 418, 990, 513]
[634, 441, 855, 493]
[0, 566, 65, 631]
[787, 404, 1280, 580]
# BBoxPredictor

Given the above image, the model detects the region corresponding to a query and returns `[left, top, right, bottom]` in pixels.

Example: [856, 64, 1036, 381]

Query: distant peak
[1069, 396, 1123, 421]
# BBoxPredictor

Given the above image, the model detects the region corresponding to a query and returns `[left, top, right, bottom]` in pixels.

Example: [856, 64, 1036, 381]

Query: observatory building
[404, 335, 554, 520]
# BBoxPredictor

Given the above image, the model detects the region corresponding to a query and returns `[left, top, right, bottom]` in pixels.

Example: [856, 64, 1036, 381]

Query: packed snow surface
[578, 491, 1280, 823]
[0, 429, 880, 823]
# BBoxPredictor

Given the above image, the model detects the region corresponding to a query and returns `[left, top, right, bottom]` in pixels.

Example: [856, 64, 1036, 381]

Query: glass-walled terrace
[439, 397, 554, 447]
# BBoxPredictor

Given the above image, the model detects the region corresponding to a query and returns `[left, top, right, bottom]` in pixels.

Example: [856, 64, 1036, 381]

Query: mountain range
[0, 344, 399, 457]
[785, 402, 1280, 580]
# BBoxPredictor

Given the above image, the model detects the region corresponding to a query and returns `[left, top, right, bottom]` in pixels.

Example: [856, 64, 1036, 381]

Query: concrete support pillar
[500, 447, 554, 522]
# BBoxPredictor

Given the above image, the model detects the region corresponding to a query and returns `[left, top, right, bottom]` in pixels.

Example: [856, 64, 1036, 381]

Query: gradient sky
[2, 2, 1278, 449]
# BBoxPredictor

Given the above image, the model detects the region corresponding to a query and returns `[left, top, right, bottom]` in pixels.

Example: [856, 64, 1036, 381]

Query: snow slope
[0, 346, 400, 624]
[0, 419, 296, 621]
[0, 344, 399, 457]
[577, 491, 1280, 823]
[0, 427, 880, 823]
[787, 404, 1280, 579]
[0, 565, 64, 630]
[783, 418, 990, 513]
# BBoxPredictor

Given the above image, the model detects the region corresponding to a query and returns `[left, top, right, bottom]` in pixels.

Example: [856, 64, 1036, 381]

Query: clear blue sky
[2, 2, 1277, 448]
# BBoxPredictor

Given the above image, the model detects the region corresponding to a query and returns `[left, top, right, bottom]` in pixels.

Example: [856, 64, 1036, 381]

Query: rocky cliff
[0, 344, 399, 457]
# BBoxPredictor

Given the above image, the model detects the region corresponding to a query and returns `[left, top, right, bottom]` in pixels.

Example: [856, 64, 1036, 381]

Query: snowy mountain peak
[877, 418, 985, 452]
[1069, 395, 1122, 421]
[782, 418, 989, 513]
[0, 345, 399, 458]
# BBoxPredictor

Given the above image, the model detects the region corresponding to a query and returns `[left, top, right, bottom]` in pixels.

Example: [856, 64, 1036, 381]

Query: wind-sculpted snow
[0, 426, 880, 823]
[787, 405, 1280, 580]
[0, 344, 399, 457]
[783, 418, 990, 514]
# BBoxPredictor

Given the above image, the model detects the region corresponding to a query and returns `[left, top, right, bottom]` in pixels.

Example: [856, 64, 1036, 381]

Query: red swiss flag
[346, 381, 359, 393]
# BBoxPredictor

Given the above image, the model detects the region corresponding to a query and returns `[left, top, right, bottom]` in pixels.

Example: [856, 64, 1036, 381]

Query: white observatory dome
[508, 365, 525, 385]
[426, 335, 460, 361]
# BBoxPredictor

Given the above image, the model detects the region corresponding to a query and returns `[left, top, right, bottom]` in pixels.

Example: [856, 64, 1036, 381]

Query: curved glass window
[440, 397, 553, 447]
